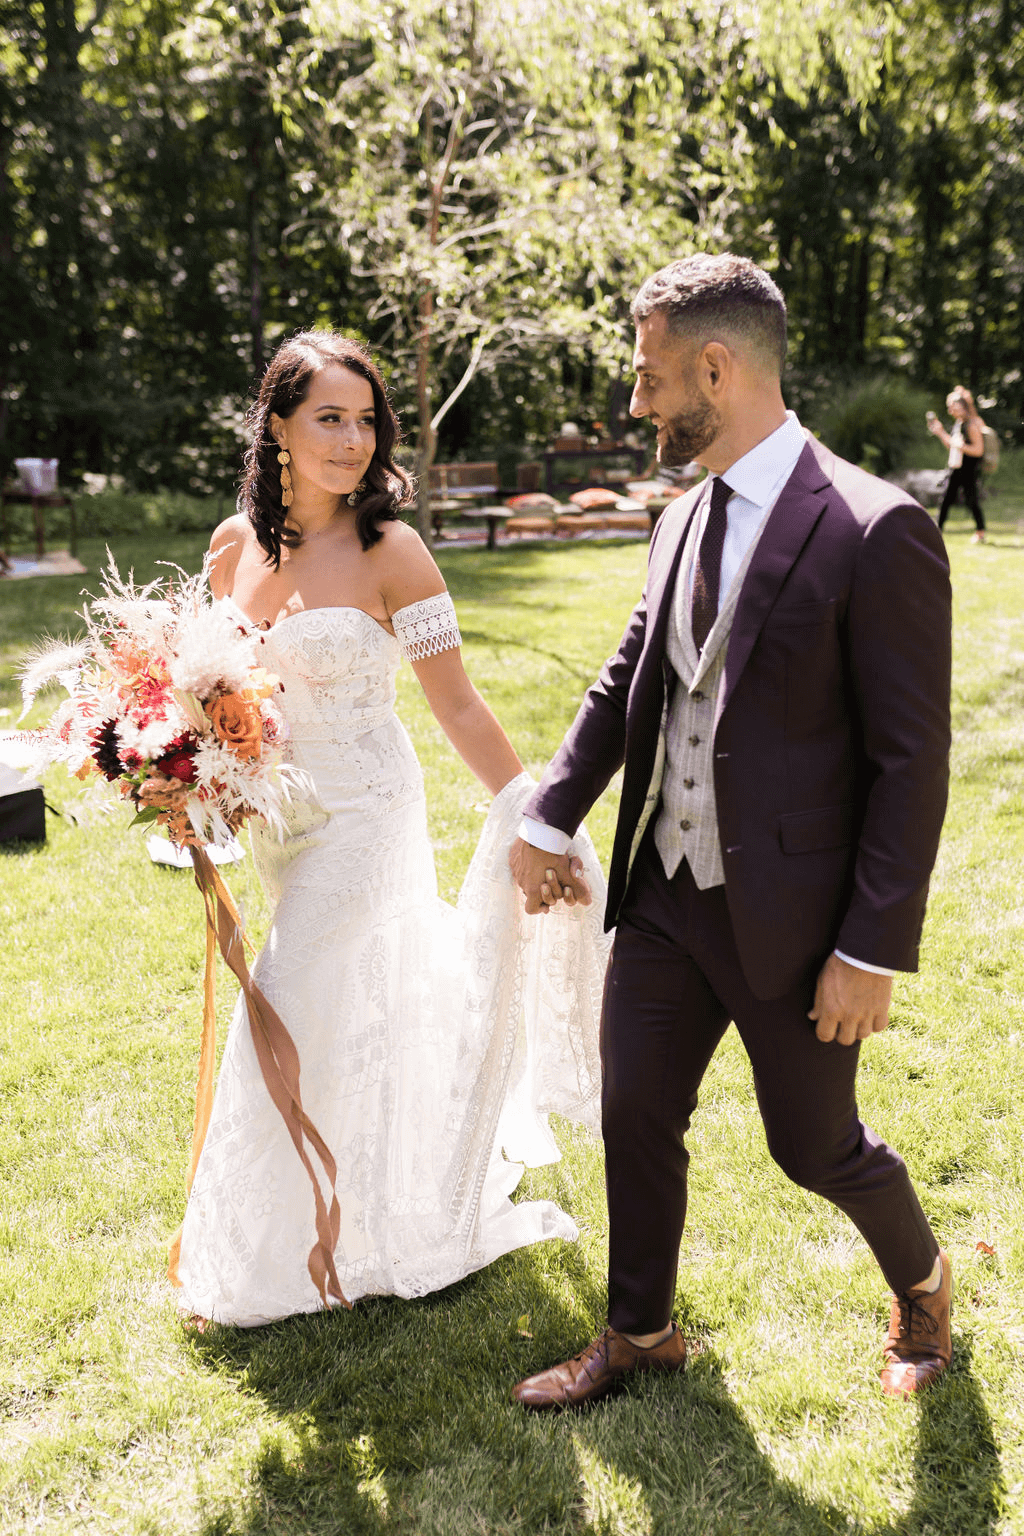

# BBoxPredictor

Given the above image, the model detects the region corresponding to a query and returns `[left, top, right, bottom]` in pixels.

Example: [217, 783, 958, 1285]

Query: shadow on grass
[184, 1244, 1004, 1536]
[896, 1338, 1003, 1535]
[456, 626, 602, 686]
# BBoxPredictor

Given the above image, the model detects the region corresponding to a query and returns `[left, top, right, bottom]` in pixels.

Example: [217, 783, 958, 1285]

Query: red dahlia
[156, 749, 199, 784]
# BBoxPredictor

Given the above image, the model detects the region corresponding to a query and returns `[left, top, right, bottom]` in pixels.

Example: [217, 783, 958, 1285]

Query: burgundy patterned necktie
[691, 475, 731, 653]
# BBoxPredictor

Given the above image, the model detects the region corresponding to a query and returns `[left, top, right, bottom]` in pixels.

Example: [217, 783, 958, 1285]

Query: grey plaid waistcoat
[651, 496, 773, 889]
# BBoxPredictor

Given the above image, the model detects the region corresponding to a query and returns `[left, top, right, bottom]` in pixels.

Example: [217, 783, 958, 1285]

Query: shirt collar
[720, 411, 806, 511]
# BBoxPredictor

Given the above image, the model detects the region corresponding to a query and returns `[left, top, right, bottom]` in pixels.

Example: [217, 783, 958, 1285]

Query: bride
[175, 330, 608, 1326]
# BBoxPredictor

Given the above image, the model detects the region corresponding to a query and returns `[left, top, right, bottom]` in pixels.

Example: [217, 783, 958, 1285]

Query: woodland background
[2, 0, 1023, 505]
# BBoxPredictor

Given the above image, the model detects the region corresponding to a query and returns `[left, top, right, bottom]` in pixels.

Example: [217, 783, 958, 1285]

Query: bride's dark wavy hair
[240, 331, 414, 567]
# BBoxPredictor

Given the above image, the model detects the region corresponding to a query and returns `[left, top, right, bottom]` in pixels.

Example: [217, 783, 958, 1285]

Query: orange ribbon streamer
[167, 844, 349, 1312]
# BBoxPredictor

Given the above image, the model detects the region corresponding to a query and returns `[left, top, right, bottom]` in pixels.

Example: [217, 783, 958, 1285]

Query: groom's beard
[657, 395, 721, 466]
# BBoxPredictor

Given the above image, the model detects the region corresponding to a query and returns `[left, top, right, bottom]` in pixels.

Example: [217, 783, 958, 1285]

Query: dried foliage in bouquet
[15, 555, 304, 845]
[6, 556, 348, 1312]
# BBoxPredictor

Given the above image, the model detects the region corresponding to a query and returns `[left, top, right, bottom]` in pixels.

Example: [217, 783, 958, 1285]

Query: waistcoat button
[680, 818, 692, 831]
[683, 778, 695, 789]
[688, 734, 700, 746]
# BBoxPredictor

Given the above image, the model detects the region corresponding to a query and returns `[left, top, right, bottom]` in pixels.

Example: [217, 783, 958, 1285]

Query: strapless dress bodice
[254, 606, 402, 747]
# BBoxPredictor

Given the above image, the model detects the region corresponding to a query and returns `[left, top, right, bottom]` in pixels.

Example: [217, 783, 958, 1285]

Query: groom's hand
[509, 838, 592, 914]
[808, 953, 893, 1046]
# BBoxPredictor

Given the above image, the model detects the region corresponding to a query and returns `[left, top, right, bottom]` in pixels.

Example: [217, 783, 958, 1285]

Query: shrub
[811, 376, 936, 476]
[77, 489, 227, 538]
[0, 489, 224, 553]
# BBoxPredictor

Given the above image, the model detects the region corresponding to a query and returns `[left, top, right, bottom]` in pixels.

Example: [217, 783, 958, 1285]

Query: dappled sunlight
[573, 1438, 654, 1535]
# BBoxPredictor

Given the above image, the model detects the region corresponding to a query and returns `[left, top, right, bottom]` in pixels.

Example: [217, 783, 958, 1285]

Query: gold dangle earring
[347, 478, 367, 507]
[278, 448, 293, 508]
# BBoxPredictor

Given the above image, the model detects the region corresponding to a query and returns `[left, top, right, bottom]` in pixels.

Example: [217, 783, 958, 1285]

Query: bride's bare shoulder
[208, 513, 252, 596]
[372, 516, 427, 555]
[210, 511, 250, 552]
[371, 517, 447, 611]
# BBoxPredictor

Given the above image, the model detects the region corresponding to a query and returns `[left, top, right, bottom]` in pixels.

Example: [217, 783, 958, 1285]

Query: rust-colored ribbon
[167, 844, 349, 1311]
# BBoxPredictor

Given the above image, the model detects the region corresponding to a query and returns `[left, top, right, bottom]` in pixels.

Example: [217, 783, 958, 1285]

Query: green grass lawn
[1, 492, 1023, 1535]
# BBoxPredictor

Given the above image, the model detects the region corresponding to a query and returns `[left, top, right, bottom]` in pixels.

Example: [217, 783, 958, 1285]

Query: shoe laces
[568, 1329, 618, 1386]
[893, 1289, 939, 1342]
[575, 1329, 612, 1366]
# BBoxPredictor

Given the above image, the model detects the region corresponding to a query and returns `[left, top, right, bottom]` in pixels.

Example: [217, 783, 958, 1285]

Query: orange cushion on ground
[504, 492, 560, 511]
[556, 512, 607, 534]
[568, 487, 619, 510]
[602, 511, 651, 532]
[505, 514, 556, 536]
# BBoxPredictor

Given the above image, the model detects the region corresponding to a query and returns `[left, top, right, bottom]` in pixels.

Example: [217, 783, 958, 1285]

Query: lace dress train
[175, 596, 609, 1326]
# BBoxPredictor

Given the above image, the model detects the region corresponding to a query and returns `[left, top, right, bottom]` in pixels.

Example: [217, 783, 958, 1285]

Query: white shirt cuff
[834, 948, 896, 977]
[519, 816, 572, 856]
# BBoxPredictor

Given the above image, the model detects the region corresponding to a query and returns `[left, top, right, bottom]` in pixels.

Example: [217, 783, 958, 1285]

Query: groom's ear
[698, 341, 731, 398]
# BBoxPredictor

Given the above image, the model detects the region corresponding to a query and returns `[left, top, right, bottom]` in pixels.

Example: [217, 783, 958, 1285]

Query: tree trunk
[414, 291, 437, 543]
[0, 85, 17, 464]
[914, 125, 951, 386]
[850, 230, 872, 366]
[968, 194, 993, 391]
[412, 31, 474, 545]
[246, 83, 264, 377]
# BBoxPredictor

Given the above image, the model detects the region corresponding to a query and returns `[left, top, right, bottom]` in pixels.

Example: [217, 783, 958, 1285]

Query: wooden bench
[505, 512, 557, 539]
[428, 462, 499, 535]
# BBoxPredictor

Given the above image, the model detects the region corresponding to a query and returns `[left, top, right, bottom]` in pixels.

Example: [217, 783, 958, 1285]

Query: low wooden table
[0, 489, 77, 557]
[429, 497, 462, 537]
[459, 506, 512, 550]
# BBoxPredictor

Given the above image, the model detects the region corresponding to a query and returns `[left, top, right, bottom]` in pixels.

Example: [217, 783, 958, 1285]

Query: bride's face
[271, 364, 377, 502]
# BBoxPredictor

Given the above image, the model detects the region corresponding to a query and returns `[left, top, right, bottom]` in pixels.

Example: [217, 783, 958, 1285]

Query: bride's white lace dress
[176, 595, 609, 1326]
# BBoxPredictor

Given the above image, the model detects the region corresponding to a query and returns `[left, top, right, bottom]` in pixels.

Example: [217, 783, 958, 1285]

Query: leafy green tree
[5, 0, 1019, 508]
[279, 0, 893, 535]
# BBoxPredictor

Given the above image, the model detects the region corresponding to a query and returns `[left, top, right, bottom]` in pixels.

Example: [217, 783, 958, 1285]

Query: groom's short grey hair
[631, 255, 787, 376]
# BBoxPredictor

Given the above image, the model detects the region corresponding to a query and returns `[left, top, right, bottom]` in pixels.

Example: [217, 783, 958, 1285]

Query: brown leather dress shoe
[880, 1249, 952, 1398]
[512, 1324, 686, 1411]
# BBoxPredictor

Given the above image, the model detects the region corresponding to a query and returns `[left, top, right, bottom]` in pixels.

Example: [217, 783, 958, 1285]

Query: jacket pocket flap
[779, 804, 854, 854]
[765, 598, 838, 628]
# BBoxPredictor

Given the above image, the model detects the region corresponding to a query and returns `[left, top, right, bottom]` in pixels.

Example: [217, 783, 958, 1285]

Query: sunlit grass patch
[1, 517, 1022, 1533]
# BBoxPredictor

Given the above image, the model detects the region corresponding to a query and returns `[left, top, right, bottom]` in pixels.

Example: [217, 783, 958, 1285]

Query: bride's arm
[377, 524, 522, 797]
[409, 648, 523, 798]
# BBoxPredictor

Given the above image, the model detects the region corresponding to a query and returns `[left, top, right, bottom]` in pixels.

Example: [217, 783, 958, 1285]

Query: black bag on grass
[0, 785, 46, 844]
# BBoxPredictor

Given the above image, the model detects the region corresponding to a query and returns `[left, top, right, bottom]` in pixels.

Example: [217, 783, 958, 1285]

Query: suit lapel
[718, 440, 831, 720]
[613, 491, 698, 845]
[643, 492, 701, 685]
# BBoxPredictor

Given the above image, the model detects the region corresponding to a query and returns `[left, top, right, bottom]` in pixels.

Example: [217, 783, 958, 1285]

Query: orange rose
[205, 691, 263, 759]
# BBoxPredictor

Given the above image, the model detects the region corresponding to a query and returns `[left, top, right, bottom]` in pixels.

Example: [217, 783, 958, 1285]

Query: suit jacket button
[680, 818, 692, 831]
[688, 734, 700, 746]
[692, 689, 705, 701]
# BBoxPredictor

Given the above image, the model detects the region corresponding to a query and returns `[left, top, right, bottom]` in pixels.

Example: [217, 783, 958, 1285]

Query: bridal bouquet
[15, 556, 303, 847]
[8, 557, 347, 1313]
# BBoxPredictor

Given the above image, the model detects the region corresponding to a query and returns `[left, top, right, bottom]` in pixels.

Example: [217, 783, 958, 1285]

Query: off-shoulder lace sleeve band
[391, 592, 462, 661]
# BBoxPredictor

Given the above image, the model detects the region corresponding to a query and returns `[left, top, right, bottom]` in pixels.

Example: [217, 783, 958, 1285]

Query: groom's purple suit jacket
[526, 435, 952, 1000]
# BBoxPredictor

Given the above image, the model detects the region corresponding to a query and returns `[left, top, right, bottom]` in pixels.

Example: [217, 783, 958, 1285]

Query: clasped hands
[509, 838, 592, 915]
[510, 845, 891, 1046]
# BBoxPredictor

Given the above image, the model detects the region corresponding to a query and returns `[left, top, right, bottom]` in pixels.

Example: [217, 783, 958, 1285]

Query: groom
[510, 254, 953, 1406]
